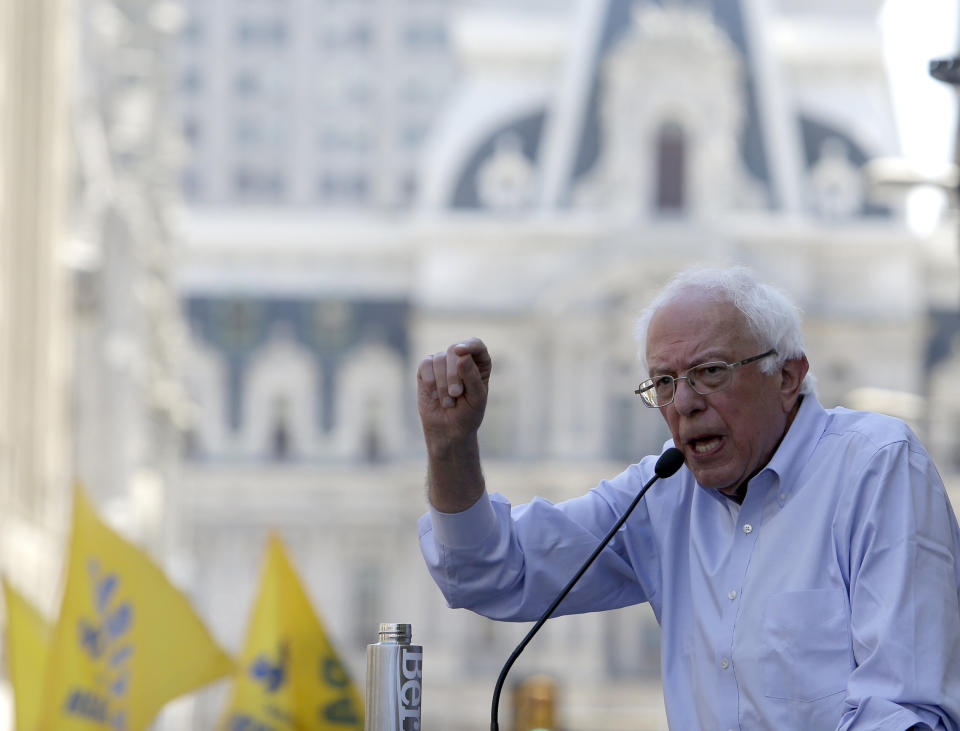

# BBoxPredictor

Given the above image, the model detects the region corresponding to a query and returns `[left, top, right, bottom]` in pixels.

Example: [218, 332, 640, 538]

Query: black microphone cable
[490, 446, 685, 731]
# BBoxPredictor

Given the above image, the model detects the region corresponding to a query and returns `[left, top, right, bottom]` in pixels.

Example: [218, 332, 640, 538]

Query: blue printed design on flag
[250, 641, 288, 693]
[65, 558, 136, 730]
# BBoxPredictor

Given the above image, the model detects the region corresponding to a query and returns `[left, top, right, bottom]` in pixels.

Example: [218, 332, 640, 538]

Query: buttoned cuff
[429, 491, 500, 549]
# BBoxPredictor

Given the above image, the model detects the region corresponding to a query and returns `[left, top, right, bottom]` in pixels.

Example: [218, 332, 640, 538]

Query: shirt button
[742, 523, 753, 534]
[728, 589, 737, 600]
[720, 657, 730, 669]
[779, 492, 787, 502]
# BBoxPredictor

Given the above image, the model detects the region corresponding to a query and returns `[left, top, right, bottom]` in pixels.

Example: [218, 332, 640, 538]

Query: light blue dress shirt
[419, 396, 960, 730]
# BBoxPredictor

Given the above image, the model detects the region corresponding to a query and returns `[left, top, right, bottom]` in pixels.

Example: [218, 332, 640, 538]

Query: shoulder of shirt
[596, 454, 695, 508]
[821, 405, 920, 452]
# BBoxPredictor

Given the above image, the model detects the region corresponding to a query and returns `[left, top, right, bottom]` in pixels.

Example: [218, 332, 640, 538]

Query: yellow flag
[219, 534, 364, 731]
[38, 487, 234, 731]
[2, 578, 51, 731]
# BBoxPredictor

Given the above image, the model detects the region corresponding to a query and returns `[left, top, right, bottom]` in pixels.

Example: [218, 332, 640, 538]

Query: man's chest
[655, 473, 854, 729]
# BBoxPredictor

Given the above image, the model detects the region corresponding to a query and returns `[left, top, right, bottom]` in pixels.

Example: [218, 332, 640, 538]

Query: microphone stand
[490, 447, 684, 731]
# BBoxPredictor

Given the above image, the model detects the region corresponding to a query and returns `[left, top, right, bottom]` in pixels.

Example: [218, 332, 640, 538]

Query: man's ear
[779, 354, 809, 411]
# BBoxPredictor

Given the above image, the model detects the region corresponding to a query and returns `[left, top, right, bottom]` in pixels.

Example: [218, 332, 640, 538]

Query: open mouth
[689, 436, 723, 455]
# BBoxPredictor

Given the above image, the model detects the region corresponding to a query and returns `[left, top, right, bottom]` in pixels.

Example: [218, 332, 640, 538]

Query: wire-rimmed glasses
[635, 349, 777, 408]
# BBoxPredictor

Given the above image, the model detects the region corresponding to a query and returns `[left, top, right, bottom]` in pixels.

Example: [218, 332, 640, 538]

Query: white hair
[635, 266, 816, 395]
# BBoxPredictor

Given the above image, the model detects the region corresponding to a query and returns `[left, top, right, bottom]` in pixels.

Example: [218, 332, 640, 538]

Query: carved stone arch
[183, 333, 230, 458]
[241, 323, 321, 459]
[799, 116, 886, 218]
[333, 343, 407, 461]
[808, 137, 863, 219]
[575, 6, 764, 216]
[419, 88, 550, 211]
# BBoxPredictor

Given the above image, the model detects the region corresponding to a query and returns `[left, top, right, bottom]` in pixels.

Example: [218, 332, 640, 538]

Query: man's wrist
[425, 432, 479, 462]
[426, 435, 485, 513]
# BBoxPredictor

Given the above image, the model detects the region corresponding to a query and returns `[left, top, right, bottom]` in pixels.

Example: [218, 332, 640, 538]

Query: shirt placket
[716, 474, 768, 731]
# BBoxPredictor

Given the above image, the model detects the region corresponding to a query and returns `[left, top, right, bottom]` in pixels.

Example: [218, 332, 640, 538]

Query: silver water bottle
[364, 623, 423, 731]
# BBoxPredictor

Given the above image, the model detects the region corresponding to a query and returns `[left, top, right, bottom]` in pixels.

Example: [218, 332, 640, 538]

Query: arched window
[270, 396, 291, 461]
[361, 398, 383, 464]
[334, 344, 407, 460]
[242, 324, 321, 459]
[655, 121, 686, 212]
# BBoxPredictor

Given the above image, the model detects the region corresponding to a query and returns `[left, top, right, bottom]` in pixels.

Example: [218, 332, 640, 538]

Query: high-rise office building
[174, 0, 460, 209]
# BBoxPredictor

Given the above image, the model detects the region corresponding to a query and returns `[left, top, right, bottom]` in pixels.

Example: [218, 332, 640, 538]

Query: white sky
[880, 0, 958, 167]
[880, 0, 958, 230]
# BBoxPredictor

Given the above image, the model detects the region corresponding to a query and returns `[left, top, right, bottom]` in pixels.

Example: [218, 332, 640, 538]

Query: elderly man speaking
[416, 267, 960, 730]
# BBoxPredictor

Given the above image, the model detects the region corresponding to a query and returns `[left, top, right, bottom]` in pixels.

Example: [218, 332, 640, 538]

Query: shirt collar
[758, 393, 828, 499]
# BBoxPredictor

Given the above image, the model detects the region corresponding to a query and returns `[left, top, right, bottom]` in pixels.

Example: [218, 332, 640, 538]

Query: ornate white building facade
[4, 0, 952, 728]
[0, 0, 73, 624]
[3, 0, 956, 729]
[1, 0, 193, 727]
[175, 2, 960, 730]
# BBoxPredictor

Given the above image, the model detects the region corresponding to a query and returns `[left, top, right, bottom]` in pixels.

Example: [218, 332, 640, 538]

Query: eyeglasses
[635, 349, 777, 408]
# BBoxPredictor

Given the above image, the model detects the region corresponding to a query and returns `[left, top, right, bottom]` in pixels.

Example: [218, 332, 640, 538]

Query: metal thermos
[364, 622, 423, 731]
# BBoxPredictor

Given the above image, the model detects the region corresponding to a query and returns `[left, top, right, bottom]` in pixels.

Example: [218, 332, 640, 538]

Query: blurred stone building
[173, 0, 460, 210]
[2, 0, 958, 730]
[0, 0, 195, 726]
[0, 0, 72, 623]
[173, 2, 959, 729]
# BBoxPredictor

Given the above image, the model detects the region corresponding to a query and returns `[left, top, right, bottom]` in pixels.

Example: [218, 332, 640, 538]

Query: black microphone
[490, 446, 685, 731]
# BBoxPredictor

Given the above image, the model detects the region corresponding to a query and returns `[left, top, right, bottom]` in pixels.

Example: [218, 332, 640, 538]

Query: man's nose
[672, 377, 706, 415]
